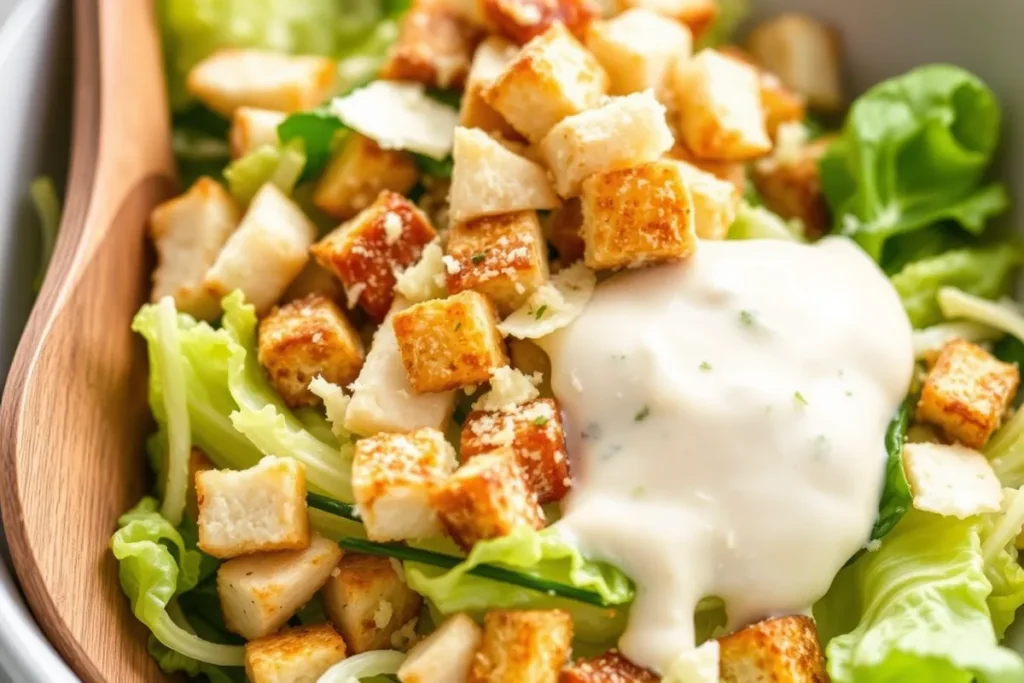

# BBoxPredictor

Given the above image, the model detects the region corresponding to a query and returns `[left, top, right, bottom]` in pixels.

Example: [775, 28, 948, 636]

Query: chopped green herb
[739, 310, 756, 326]
[845, 390, 853, 397]
[455, 322, 462, 331]
[634, 405, 651, 422]
[533, 305, 548, 320]
[794, 391, 809, 406]
[631, 486, 646, 499]
[612, 353, 627, 361]
[699, 361, 712, 371]
[532, 416, 549, 426]
[471, 252, 487, 264]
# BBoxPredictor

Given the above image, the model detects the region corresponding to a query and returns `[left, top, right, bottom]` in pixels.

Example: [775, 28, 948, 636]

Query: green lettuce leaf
[317, 650, 406, 682]
[277, 108, 349, 181]
[405, 527, 633, 645]
[814, 509, 1024, 683]
[110, 497, 244, 667]
[981, 487, 1024, 637]
[890, 243, 1022, 328]
[820, 64, 1008, 261]
[223, 140, 307, 206]
[871, 397, 912, 541]
[727, 201, 804, 241]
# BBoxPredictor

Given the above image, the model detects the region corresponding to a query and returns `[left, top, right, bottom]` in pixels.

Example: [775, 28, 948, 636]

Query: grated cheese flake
[473, 366, 540, 411]
[395, 240, 448, 303]
[498, 261, 597, 339]
[308, 375, 353, 440]
[904, 442, 1003, 519]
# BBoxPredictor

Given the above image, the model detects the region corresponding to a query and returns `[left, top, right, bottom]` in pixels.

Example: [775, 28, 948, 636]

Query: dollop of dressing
[541, 238, 913, 672]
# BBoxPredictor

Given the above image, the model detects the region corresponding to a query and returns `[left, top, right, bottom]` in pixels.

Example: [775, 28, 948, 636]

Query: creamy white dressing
[540, 238, 914, 673]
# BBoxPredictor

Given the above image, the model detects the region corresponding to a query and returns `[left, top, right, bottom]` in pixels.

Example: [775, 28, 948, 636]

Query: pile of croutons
[151, 0, 851, 680]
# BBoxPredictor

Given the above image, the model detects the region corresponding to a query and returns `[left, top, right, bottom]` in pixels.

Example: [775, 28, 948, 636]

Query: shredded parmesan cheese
[499, 262, 597, 339]
[395, 240, 448, 302]
[904, 442, 1003, 518]
[473, 366, 540, 411]
[308, 375, 352, 440]
[373, 600, 394, 629]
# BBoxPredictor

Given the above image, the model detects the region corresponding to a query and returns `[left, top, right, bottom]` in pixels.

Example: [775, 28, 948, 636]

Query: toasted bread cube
[398, 613, 483, 683]
[283, 261, 345, 304]
[257, 294, 365, 408]
[615, 0, 717, 40]
[672, 50, 772, 161]
[481, 0, 598, 45]
[917, 339, 1020, 449]
[149, 177, 240, 320]
[245, 624, 347, 683]
[545, 199, 585, 263]
[312, 191, 437, 321]
[665, 143, 747, 194]
[352, 428, 457, 541]
[469, 610, 572, 683]
[187, 49, 336, 118]
[561, 650, 658, 682]
[751, 133, 832, 237]
[718, 615, 826, 683]
[380, 0, 481, 89]
[345, 299, 457, 437]
[321, 554, 423, 654]
[903, 442, 1003, 519]
[432, 449, 544, 548]
[483, 23, 608, 143]
[229, 107, 287, 159]
[541, 91, 674, 198]
[219, 533, 342, 640]
[746, 14, 844, 111]
[450, 127, 560, 224]
[580, 161, 697, 270]
[446, 211, 549, 315]
[718, 46, 806, 139]
[392, 291, 509, 393]
[462, 399, 569, 503]
[585, 9, 692, 95]
[671, 160, 741, 240]
[313, 135, 420, 220]
[204, 183, 317, 315]
[196, 456, 310, 559]
[460, 38, 522, 137]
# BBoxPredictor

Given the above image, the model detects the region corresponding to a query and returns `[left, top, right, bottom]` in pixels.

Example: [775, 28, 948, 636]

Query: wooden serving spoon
[0, 0, 177, 680]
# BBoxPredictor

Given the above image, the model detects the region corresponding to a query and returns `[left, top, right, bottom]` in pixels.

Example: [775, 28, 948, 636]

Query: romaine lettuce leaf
[727, 202, 803, 241]
[871, 397, 912, 541]
[223, 140, 306, 205]
[110, 498, 244, 667]
[820, 64, 1008, 261]
[405, 527, 633, 645]
[277, 108, 349, 181]
[890, 243, 1022, 328]
[981, 487, 1024, 637]
[814, 509, 1024, 683]
[318, 650, 406, 682]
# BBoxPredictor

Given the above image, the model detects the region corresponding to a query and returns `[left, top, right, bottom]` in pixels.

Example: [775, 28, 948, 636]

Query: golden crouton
[203, 183, 317, 315]
[561, 650, 658, 682]
[462, 398, 570, 503]
[149, 177, 240, 321]
[665, 143, 747, 195]
[449, 127, 560, 224]
[219, 533, 342, 640]
[380, 0, 482, 89]
[460, 37, 523, 138]
[751, 134, 832, 237]
[540, 91, 675, 198]
[671, 160, 741, 240]
[398, 613, 483, 683]
[545, 199, 585, 264]
[469, 609, 572, 683]
[345, 299, 457, 437]
[432, 448, 545, 548]
[746, 14, 844, 112]
[185, 448, 214, 521]
[257, 294, 365, 408]
[196, 456, 310, 559]
[580, 161, 697, 270]
[917, 339, 1020, 449]
[903, 442, 1003, 519]
[718, 615, 827, 683]
[321, 554, 423, 654]
[392, 291, 509, 393]
[483, 23, 608, 143]
[585, 9, 692, 95]
[671, 50, 772, 162]
[446, 211, 550, 315]
[282, 261, 345, 305]
[229, 107, 286, 159]
[352, 428, 458, 542]
[481, 0, 598, 45]
[615, 0, 718, 40]
[313, 134, 420, 220]
[508, 339, 553, 395]
[187, 49, 336, 118]
[312, 191, 438, 321]
[245, 624, 348, 683]
[718, 46, 806, 139]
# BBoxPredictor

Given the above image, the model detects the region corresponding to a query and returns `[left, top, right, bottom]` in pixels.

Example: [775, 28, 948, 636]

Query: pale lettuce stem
[316, 650, 405, 683]
[150, 611, 244, 667]
[155, 297, 191, 526]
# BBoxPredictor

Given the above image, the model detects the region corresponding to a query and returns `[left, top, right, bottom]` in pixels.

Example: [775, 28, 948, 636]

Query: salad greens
[223, 140, 307, 205]
[870, 398, 913, 542]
